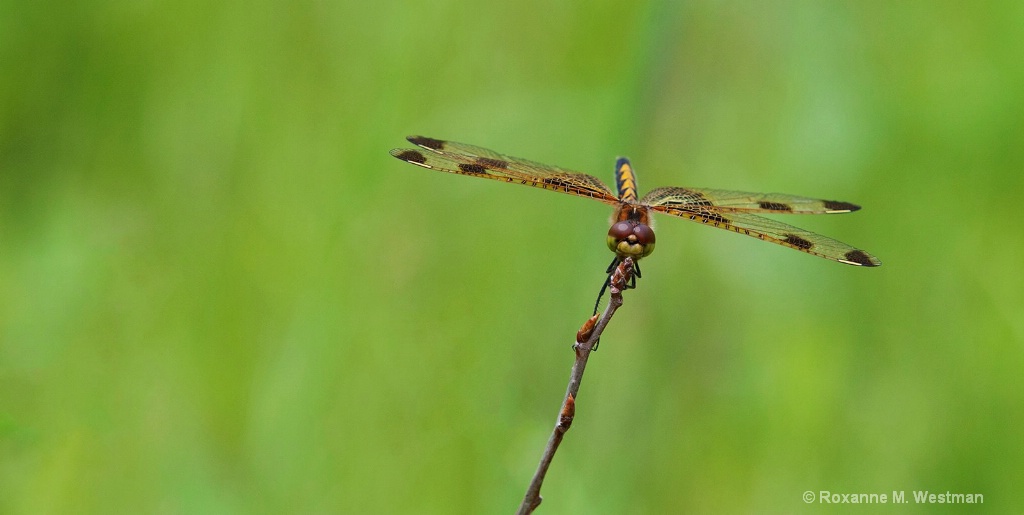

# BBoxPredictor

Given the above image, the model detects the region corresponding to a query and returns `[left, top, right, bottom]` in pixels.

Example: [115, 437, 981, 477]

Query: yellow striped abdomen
[614, 157, 638, 202]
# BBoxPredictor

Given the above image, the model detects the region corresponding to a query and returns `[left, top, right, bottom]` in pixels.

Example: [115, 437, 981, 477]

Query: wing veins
[649, 203, 881, 266]
[642, 186, 862, 214]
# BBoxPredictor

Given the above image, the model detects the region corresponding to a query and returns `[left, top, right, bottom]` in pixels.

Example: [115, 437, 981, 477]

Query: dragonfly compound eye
[633, 223, 655, 245]
[607, 221, 656, 258]
[608, 221, 634, 241]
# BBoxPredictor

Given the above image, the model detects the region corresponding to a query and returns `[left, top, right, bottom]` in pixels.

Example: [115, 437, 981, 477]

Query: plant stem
[516, 258, 634, 514]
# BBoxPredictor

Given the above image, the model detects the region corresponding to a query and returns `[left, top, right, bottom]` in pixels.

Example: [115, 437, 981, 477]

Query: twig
[516, 258, 635, 515]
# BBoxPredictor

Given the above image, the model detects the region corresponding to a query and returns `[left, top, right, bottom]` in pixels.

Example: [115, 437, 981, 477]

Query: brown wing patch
[476, 157, 508, 169]
[784, 234, 814, 250]
[759, 201, 793, 211]
[842, 250, 880, 267]
[409, 136, 445, 151]
[458, 163, 487, 174]
[823, 200, 861, 213]
[395, 149, 427, 164]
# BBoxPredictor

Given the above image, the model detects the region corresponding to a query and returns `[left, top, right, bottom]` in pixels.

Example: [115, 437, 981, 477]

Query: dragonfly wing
[647, 201, 881, 266]
[391, 136, 619, 204]
[642, 187, 862, 214]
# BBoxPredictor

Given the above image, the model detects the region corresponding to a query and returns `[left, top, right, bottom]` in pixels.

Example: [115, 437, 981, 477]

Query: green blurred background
[2, 0, 1022, 513]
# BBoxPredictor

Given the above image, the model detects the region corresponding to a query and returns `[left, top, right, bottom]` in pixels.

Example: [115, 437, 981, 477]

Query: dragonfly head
[607, 220, 656, 259]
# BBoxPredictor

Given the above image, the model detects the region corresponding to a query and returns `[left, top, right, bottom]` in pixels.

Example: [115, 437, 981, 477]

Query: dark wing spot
[476, 157, 508, 169]
[458, 163, 487, 174]
[758, 201, 792, 211]
[844, 250, 879, 266]
[408, 136, 445, 150]
[823, 200, 861, 212]
[395, 150, 426, 164]
[783, 234, 814, 250]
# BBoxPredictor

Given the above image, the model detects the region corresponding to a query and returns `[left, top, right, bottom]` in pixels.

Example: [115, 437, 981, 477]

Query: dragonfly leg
[593, 258, 620, 315]
[592, 277, 611, 316]
[604, 257, 619, 274]
[624, 260, 641, 290]
[593, 256, 643, 316]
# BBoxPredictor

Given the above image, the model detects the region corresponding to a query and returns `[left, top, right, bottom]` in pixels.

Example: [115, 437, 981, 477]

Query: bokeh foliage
[2, 0, 1022, 512]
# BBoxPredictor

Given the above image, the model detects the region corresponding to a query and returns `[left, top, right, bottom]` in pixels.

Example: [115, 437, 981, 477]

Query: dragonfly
[390, 136, 880, 313]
